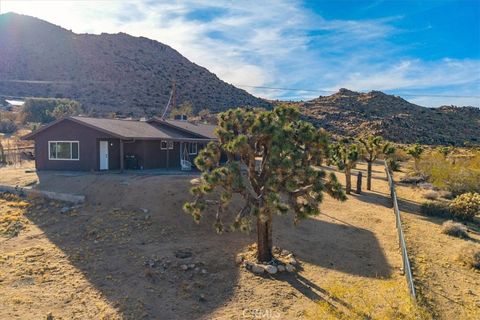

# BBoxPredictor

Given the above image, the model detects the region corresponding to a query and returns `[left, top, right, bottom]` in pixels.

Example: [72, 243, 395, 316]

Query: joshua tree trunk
[345, 167, 352, 194]
[356, 171, 362, 194]
[367, 161, 372, 190]
[257, 214, 273, 262]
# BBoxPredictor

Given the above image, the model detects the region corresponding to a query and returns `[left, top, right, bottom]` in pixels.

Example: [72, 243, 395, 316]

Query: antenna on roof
[160, 80, 176, 120]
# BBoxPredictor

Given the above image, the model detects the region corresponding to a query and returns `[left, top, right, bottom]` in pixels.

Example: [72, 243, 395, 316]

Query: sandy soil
[0, 163, 414, 319]
[393, 168, 480, 319]
[0, 162, 37, 187]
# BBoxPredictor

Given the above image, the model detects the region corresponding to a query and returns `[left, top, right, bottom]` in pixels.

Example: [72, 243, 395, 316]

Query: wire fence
[384, 162, 416, 300]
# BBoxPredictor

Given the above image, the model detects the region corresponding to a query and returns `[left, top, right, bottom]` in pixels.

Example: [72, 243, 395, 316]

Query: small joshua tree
[184, 106, 346, 262]
[407, 143, 424, 172]
[330, 139, 359, 195]
[359, 135, 394, 190]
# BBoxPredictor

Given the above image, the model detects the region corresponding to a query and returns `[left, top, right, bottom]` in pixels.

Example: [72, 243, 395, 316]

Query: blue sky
[3, 0, 480, 107]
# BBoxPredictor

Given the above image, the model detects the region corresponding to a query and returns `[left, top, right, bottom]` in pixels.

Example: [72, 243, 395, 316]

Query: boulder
[251, 264, 265, 274]
[265, 265, 278, 274]
[285, 264, 295, 272]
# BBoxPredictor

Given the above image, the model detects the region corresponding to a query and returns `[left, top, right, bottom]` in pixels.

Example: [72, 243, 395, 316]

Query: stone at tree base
[277, 265, 286, 272]
[265, 265, 278, 274]
[251, 264, 265, 274]
[285, 264, 295, 272]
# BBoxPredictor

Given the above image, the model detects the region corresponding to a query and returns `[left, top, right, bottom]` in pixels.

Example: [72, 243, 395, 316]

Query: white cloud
[2, 0, 479, 107]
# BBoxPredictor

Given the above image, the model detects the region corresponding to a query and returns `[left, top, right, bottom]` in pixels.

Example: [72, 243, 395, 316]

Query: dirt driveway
[0, 163, 415, 319]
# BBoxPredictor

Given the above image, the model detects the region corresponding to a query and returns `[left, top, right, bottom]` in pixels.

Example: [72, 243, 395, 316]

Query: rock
[251, 264, 265, 274]
[175, 250, 193, 259]
[188, 263, 195, 269]
[190, 178, 201, 185]
[285, 264, 295, 272]
[277, 265, 286, 272]
[288, 257, 297, 265]
[180, 264, 188, 271]
[265, 265, 278, 274]
[194, 267, 200, 272]
[198, 294, 206, 302]
[201, 269, 207, 274]
[281, 249, 291, 256]
[60, 207, 71, 214]
[140, 208, 149, 213]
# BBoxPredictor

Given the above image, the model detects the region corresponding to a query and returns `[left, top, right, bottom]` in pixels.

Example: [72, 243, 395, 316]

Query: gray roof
[22, 116, 217, 141]
[150, 118, 217, 139]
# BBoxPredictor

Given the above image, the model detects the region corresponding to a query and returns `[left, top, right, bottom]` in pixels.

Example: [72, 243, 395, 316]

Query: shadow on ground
[22, 172, 393, 319]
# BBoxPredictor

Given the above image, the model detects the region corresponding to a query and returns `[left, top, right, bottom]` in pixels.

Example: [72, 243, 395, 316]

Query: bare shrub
[457, 245, 480, 270]
[449, 192, 480, 221]
[424, 190, 439, 200]
[420, 201, 451, 218]
[441, 220, 469, 238]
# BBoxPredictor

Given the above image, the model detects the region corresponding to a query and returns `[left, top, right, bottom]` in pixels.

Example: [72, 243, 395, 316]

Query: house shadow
[22, 172, 393, 319]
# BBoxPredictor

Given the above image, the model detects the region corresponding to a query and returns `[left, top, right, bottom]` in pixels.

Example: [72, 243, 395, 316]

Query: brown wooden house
[22, 116, 217, 171]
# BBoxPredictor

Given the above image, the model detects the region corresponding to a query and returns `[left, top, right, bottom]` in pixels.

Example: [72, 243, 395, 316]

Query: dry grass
[306, 280, 431, 320]
[0, 193, 30, 237]
[441, 220, 469, 239]
[457, 244, 480, 270]
[423, 190, 439, 201]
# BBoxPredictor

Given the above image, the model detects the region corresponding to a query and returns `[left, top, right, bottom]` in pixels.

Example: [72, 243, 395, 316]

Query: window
[189, 142, 197, 155]
[48, 141, 79, 160]
[161, 141, 174, 150]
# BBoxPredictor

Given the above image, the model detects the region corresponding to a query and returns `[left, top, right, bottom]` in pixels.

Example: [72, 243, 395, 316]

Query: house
[21, 116, 217, 171]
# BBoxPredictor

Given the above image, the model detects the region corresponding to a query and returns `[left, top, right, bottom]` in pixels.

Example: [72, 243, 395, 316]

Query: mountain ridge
[0, 12, 270, 116]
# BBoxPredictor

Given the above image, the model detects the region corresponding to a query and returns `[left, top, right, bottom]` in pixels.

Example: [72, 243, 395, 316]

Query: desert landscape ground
[0, 162, 432, 319]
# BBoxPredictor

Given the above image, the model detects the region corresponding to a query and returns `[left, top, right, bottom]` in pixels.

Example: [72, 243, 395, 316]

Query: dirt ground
[393, 168, 480, 319]
[1, 162, 418, 319]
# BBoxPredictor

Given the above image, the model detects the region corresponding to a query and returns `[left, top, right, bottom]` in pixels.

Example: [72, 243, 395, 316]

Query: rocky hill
[299, 89, 480, 146]
[0, 13, 270, 116]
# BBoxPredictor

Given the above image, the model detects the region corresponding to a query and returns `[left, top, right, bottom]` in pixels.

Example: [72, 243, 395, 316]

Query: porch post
[166, 142, 170, 168]
[120, 139, 124, 173]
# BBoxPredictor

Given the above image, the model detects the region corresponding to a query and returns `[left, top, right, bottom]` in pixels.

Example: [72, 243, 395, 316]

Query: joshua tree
[184, 106, 346, 262]
[407, 143, 424, 172]
[330, 139, 359, 194]
[0, 138, 5, 164]
[359, 136, 394, 190]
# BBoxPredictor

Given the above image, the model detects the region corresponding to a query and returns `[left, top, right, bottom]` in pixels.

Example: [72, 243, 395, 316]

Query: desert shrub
[0, 119, 18, 133]
[22, 98, 82, 123]
[423, 190, 439, 200]
[418, 150, 480, 195]
[420, 201, 451, 218]
[457, 245, 480, 270]
[438, 190, 453, 200]
[449, 192, 480, 221]
[441, 220, 469, 238]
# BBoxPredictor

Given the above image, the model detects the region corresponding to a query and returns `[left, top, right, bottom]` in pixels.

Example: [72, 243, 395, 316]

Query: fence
[384, 162, 416, 300]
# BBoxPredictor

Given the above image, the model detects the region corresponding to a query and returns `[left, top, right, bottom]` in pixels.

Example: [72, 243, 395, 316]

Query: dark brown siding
[33, 119, 115, 171]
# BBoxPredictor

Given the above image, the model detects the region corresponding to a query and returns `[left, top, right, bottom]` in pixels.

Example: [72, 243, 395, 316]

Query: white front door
[99, 141, 109, 170]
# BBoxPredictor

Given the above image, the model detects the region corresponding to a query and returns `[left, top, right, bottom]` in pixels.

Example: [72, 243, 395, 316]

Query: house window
[48, 141, 79, 160]
[189, 142, 197, 155]
[161, 141, 174, 150]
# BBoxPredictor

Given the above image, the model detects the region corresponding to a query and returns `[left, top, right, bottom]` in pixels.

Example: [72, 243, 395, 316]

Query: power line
[234, 84, 480, 99]
[0, 79, 479, 99]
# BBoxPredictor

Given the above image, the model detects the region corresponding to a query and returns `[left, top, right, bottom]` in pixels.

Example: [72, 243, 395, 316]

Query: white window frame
[189, 142, 197, 155]
[48, 141, 80, 161]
